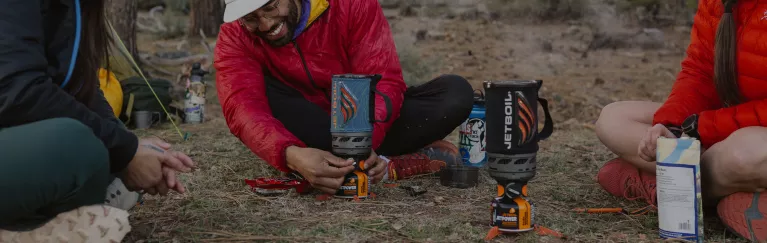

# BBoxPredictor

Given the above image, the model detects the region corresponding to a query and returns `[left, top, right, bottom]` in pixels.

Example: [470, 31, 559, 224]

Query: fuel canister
[459, 90, 487, 168]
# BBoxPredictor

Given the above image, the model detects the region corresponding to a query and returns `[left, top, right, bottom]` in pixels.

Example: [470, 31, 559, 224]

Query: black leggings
[266, 74, 474, 156]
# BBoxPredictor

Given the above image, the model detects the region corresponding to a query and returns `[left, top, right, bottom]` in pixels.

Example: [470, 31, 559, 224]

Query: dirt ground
[123, 1, 750, 242]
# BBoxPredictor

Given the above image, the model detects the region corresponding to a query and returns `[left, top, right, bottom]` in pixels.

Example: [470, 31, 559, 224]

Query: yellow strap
[125, 93, 135, 121]
[108, 21, 186, 140]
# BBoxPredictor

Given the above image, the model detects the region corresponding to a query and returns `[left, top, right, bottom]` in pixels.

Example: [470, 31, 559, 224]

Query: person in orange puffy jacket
[214, 0, 474, 195]
[595, 0, 766, 241]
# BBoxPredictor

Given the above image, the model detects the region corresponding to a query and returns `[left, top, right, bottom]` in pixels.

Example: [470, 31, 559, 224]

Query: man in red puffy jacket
[214, 0, 474, 194]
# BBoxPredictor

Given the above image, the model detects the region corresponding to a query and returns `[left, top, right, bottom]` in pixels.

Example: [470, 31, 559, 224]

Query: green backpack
[119, 76, 177, 127]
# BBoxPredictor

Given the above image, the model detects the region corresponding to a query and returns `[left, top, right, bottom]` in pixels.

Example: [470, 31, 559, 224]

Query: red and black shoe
[385, 140, 460, 181]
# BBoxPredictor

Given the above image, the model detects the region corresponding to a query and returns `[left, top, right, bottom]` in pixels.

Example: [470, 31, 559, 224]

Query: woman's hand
[121, 137, 195, 194]
[145, 167, 187, 196]
[285, 146, 355, 194]
[119, 143, 167, 192]
[141, 137, 195, 195]
[638, 124, 677, 162]
[140, 137, 196, 171]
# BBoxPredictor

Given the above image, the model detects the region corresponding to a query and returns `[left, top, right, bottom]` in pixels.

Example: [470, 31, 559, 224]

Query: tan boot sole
[0, 205, 131, 243]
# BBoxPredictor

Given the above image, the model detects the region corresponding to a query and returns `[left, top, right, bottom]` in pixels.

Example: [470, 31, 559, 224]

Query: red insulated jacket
[213, 0, 406, 172]
[653, 0, 767, 148]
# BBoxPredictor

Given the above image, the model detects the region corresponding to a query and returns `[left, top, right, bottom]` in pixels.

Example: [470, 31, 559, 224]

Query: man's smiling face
[238, 0, 301, 47]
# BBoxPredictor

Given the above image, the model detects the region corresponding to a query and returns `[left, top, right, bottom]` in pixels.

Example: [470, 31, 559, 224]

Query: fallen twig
[148, 6, 168, 31]
[199, 29, 213, 55]
[136, 6, 168, 33]
[138, 56, 177, 76]
[244, 193, 279, 202]
[349, 202, 412, 207]
[265, 217, 329, 225]
[620, 211, 649, 230]
[144, 53, 211, 66]
[200, 237, 309, 242]
[153, 40, 189, 50]
[346, 223, 421, 243]
[193, 231, 328, 242]
[219, 194, 244, 208]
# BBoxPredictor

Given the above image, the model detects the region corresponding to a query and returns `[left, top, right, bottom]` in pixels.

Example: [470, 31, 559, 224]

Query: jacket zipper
[293, 40, 330, 101]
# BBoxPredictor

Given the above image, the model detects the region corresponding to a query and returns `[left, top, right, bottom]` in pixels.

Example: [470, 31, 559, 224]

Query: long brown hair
[67, 0, 113, 104]
[714, 0, 741, 107]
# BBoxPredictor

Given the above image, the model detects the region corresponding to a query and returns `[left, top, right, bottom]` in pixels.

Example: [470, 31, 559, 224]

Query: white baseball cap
[223, 0, 270, 23]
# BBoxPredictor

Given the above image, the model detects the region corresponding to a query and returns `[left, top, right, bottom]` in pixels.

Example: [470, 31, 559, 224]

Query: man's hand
[363, 151, 387, 184]
[286, 146, 355, 194]
[638, 124, 677, 162]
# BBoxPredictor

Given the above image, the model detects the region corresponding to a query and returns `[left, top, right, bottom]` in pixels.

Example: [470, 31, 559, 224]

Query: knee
[716, 127, 767, 180]
[595, 102, 628, 137]
[38, 118, 110, 172]
[435, 74, 474, 115]
[718, 148, 761, 184]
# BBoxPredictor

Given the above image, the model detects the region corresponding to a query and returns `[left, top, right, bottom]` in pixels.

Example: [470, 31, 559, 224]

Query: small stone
[392, 222, 404, 230]
[542, 40, 553, 52]
[427, 31, 447, 41]
[566, 26, 581, 36]
[594, 78, 605, 86]
[415, 30, 428, 41]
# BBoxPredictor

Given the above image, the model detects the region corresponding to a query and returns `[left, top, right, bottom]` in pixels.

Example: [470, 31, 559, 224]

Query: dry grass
[126, 121, 747, 242]
[123, 1, 750, 242]
[394, 34, 440, 87]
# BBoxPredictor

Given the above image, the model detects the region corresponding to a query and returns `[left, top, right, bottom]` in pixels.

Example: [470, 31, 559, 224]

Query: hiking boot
[597, 158, 657, 206]
[385, 140, 459, 181]
[0, 205, 131, 243]
[717, 191, 767, 242]
[104, 178, 143, 211]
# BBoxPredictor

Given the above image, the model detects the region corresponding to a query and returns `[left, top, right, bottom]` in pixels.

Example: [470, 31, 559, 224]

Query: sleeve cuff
[108, 131, 139, 173]
[667, 126, 683, 138]
[275, 142, 306, 172]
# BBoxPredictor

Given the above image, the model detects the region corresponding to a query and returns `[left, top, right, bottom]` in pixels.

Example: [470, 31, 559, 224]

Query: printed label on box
[656, 137, 704, 243]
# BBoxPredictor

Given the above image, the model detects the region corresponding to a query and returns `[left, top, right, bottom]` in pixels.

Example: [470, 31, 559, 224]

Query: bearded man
[214, 0, 474, 194]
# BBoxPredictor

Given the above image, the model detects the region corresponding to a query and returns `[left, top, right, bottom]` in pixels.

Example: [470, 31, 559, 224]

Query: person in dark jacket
[215, 0, 475, 195]
[0, 1, 195, 241]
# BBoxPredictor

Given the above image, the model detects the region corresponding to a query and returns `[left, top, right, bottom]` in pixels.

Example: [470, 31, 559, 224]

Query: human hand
[121, 138, 194, 193]
[145, 167, 188, 196]
[363, 151, 387, 184]
[140, 137, 195, 195]
[638, 124, 677, 162]
[141, 137, 196, 171]
[286, 146, 355, 194]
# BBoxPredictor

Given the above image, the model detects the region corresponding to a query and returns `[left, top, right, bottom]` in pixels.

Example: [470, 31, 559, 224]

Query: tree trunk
[106, 0, 138, 59]
[189, 0, 224, 37]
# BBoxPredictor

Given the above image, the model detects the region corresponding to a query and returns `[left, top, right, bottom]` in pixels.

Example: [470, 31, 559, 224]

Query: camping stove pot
[329, 74, 381, 164]
[330, 74, 386, 199]
[483, 80, 553, 197]
[483, 80, 554, 233]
